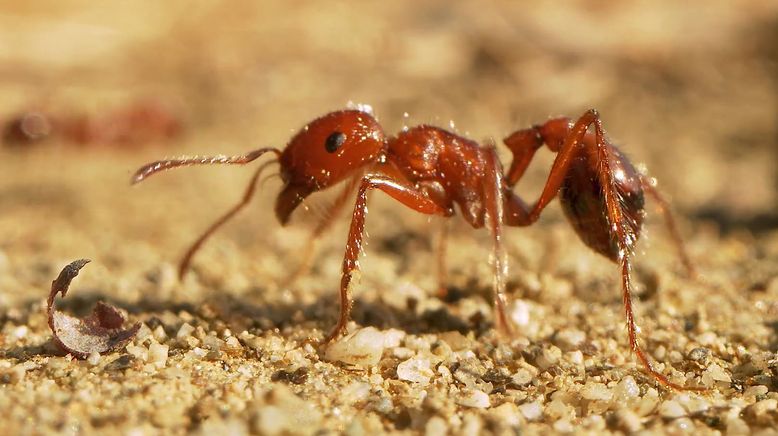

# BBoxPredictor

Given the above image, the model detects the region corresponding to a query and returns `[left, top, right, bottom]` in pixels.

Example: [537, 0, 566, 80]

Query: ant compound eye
[325, 131, 346, 153]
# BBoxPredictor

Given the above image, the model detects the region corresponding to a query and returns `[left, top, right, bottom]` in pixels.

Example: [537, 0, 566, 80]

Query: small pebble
[615, 409, 642, 433]
[382, 329, 405, 348]
[743, 385, 768, 398]
[324, 327, 386, 366]
[553, 419, 573, 433]
[341, 382, 370, 404]
[456, 389, 490, 409]
[488, 403, 522, 427]
[612, 376, 640, 402]
[554, 328, 585, 351]
[518, 401, 543, 421]
[177, 323, 195, 339]
[125, 344, 148, 361]
[581, 382, 612, 401]
[545, 399, 571, 420]
[396, 356, 434, 384]
[536, 346, 561, 370]
[87, 351, 101, 366]
[512, 369, 533, 386]
[510, 300, 531, 327]
[687, 347, 710, 363]
[701, 363, 731, 386]
[149, 343, 169, 368]
[659, 400, 686, 418]
[424, 416, 448, 436]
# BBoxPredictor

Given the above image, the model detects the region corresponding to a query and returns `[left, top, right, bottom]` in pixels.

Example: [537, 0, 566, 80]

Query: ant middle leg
[435, 219, 450, 299]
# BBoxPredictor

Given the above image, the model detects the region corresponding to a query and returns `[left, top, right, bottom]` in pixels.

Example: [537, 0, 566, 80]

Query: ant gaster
[132, 108, 699, 390]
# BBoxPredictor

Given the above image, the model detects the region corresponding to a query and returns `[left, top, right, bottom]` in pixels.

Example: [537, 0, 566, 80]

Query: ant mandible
[132, 107, 699, 390]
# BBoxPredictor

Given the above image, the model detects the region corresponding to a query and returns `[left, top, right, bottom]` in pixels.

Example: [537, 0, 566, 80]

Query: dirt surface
[1, 1, 778, 434]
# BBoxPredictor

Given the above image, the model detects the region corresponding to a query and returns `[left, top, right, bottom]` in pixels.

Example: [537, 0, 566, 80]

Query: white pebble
[341, 382, 371, 404]
[203, 335, 225, 351]
[153, 325, 167, 342]
[192, 347, 208, 358]
[659, 400, 686, 418]
[613, 376, 640, 402]
[225, 336, 241, 348]
[553, 419, 573, 433]
[177, 323, 195, 339]
[325, 327, 386, 366]
[125, 344, 148, 361]
[425, 416, 448, 436]
[555, 328, 585, 350]
[396, 357, 434, 384]
[382, 329, 405, 348]
[545, 399, 571, 420]
[510, 300, 530, 326]
[536, 346, 561, 370]
[702, 363, 731, 385]
[11, 326, 29, 340]
[456, 389, 490, 409]
[149, 343, 169, 368]
[87, 351, 101, 366]
[512, 369, 533, 386]
[581, 382, 612, 401]
[615, 409, 642, 433]
[518, 401, 543, 421]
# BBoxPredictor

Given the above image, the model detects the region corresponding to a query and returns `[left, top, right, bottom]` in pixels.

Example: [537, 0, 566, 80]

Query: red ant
[132, 107, 700, 390]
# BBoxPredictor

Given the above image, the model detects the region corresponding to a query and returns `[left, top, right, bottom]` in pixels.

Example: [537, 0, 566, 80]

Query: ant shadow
[765, 320, 778, 354]
[693, 208, 778, 234]
[1, 283, 491, 363]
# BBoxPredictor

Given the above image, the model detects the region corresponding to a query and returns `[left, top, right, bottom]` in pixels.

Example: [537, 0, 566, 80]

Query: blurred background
[0, 0, 777, 305]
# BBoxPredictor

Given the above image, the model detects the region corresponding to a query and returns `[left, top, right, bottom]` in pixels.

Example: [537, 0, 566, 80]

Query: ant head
[275, 109, 386, 224]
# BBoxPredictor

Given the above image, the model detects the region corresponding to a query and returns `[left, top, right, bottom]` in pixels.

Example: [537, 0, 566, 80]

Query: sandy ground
[1, 1, 778, 434]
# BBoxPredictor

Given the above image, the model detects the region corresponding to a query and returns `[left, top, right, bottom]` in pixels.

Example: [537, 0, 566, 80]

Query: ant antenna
[131, 147, 282, 184]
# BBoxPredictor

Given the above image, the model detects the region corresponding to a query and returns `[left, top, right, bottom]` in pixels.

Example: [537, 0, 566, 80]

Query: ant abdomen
[559, 147, 645, 261]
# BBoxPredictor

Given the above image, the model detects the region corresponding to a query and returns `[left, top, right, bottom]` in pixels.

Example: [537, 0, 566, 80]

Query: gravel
[1, 0, 777, 434]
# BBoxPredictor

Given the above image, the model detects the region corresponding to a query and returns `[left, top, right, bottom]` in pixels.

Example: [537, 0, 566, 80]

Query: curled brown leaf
[47, 259, 140, 358]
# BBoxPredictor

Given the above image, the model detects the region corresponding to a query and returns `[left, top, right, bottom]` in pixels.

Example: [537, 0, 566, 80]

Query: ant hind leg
[639, 176, 697, 278]
[584, 112, 704, 390]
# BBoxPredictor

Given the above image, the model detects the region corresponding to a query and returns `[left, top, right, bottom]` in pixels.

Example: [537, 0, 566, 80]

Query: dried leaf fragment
[47, 259, 140, 358]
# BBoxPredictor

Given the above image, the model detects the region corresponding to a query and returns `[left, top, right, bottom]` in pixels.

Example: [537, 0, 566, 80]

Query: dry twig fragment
[47, 259, 140, 358]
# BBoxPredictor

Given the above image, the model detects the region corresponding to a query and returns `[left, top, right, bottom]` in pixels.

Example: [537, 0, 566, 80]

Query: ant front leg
[481, 146, 513, 336]
[178, 160, 277, 279]
[324, 174, 452, 344]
